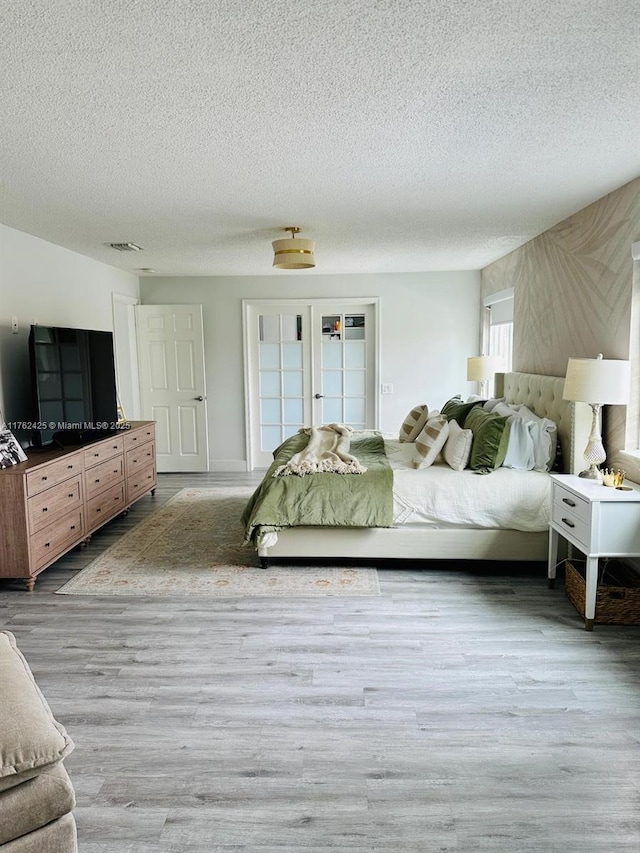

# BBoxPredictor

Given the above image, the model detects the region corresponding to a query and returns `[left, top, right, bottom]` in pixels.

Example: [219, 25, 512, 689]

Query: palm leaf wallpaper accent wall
[481, 176, 640, 480]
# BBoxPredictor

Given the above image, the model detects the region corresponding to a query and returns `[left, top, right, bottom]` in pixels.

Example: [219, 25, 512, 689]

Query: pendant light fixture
[272, 226, 316, 269]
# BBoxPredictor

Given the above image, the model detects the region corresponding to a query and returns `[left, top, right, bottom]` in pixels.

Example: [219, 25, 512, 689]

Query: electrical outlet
[11, 316, 18, 334]
[381, 383, 393, 394]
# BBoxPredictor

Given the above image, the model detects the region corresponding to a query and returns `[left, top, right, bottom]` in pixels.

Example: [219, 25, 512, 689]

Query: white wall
[141, 271, 481, 469]
[0, 223, 140, 440]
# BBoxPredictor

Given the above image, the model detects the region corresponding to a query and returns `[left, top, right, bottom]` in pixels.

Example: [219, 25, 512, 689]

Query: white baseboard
[208, 459, 249, 472]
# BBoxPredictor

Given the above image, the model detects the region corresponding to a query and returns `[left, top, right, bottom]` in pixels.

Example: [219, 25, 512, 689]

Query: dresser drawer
[26, 454, 83, 497]
[126, 441, 155, 476]
[33, 509, 84, 569]
[84, 456, 124, 500]
[124, 425, 155, 451]
[86, 481, 126, 531]
[552, 484, 591, 526]
[28, 476, 83, 535]
[551, 501, 591, 549]
[84, 436, 124, 467]
[127, 463, 156, 503]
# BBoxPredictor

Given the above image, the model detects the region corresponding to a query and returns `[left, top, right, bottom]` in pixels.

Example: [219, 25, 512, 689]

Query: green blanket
[242, 432, 393, 544]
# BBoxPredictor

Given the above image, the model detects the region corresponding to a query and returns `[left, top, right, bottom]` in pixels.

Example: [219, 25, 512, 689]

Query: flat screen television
[28, 325, 119, 448]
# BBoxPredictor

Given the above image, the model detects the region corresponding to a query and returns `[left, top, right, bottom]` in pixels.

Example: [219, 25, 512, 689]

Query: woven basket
[565, 559, 640, 625]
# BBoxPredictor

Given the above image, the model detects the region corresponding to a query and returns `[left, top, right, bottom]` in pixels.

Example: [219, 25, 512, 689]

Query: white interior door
[244, 299, 379, 469]
[136, 304, 209, 472]
[312, 304, 376, 429]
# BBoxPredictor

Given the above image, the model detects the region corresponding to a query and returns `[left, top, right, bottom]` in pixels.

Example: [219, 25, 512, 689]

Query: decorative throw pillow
[413, 415, 449, 468]
[441, 396, 483, 426]
[508, 404, 557, 472]
[463, 407, 510, 472]
[398, 404, 429, 443]
[482, 397, 505, 413]
[492, 402, 536, 470]
[493, 402, 557, 471]
[442, 419, 473, 471]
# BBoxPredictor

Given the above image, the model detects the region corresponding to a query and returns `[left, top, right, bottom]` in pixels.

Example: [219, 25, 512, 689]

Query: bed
[243, 372, 592, 566]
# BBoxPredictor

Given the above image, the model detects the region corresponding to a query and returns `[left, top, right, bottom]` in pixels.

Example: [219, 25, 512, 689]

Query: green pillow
[464, 407, 510, 472]
[441, 396, 483, 426]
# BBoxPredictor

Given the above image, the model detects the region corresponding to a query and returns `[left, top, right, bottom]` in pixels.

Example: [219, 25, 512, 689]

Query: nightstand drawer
[551, 502, 590, 549]
[552, 483, 591, 526]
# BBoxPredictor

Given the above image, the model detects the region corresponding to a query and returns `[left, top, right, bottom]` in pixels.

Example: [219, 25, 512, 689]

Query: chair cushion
[0, 762, 76, 846]
[0, 632, 74, 793]
[1, 811, 77, 852]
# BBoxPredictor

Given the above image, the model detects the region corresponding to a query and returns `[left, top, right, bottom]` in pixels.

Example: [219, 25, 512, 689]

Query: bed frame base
[258, 526, 548, 565]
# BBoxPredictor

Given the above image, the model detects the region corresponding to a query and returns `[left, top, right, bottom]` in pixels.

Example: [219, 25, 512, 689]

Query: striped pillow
[414, 415, 450, 468]
[398, 404, 429, 443]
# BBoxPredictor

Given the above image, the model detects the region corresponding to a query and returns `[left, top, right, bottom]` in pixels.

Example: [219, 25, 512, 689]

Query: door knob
[314, 393, 324, 399]
[194, 395, 204, 401]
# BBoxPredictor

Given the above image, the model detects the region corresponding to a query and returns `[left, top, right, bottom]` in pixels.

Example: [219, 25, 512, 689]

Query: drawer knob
[94, 452, 100, 457]
[96, 508, 101, 513]
[67, 464, 73, 469]
[561, 517, 575, 528]
[562, 497, 576, 508]
[44, 542, 50, 548]
[68, 493, 74, 498]
[95, 478, 100, 483]
[42, 476, 48, 481]
[70, 525, 76, 530]
[42, 507, 48, 513]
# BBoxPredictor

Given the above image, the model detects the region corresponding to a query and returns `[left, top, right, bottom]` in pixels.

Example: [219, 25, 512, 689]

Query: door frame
[242, 297, 380, 471]
[111, 293, 142, 421]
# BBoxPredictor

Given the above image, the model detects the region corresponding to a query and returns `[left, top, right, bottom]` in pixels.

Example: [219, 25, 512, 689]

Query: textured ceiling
[1, 0, 639, 276]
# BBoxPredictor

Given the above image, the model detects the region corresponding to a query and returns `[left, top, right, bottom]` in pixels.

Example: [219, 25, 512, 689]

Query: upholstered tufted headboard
[494, 372, 592, 475]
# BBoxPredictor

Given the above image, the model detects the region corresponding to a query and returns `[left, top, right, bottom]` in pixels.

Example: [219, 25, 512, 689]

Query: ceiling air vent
[107, 242, 144, 252]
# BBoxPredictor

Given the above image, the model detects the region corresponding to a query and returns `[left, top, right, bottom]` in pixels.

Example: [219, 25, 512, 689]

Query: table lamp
[466, 355, 504, 398]
[562, 353, 630, 479]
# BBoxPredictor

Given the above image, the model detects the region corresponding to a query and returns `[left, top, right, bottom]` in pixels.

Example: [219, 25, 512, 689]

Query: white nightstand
[548, 473, 640, 630]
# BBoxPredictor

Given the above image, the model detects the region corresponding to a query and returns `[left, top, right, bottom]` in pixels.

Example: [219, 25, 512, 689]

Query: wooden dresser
[0, 421, 156, 590]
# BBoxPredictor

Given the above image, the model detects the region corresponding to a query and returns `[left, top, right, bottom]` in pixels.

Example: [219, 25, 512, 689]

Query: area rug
[55, 487, 380, 597]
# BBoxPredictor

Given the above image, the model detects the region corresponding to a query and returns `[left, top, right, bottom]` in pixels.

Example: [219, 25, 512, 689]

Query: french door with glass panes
[243, 299, 379, 469]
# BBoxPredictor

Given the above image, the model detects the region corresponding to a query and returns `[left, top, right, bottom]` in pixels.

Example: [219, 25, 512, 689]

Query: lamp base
[579, 465, 603, 481]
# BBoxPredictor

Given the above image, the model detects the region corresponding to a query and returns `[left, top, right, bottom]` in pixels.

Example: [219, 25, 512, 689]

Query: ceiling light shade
[466, 355, 504, 382]
[272, 226, 316, 269]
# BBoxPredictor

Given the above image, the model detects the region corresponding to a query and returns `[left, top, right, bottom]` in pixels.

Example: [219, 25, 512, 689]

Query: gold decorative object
[602, 468, 626, 487]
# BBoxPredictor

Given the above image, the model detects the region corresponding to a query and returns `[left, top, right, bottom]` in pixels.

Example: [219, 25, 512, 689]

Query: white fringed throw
[273, 423, 367, 477]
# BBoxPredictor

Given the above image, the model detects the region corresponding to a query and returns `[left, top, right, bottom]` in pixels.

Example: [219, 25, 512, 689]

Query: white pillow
[442, 419, 473, 471]
[510, 405, 557, 472]
[413, 415, 449, 468]
[482, 397, 505, 412]
[493, 402, 557, 471]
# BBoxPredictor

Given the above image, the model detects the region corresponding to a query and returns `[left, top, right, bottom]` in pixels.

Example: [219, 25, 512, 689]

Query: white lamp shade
[563, 356, 630, 404]
[272, 237, 316, 269]
[466, 356, 504, 382]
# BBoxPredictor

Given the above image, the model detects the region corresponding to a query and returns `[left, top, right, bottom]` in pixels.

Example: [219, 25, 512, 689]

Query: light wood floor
[1, 472, 639, 852]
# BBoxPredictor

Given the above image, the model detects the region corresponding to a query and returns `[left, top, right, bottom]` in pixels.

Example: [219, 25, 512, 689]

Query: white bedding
[384, 438, 551, 531]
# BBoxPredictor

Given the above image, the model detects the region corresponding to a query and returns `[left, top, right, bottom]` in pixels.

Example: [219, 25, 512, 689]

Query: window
[483, 289, 514, 376]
